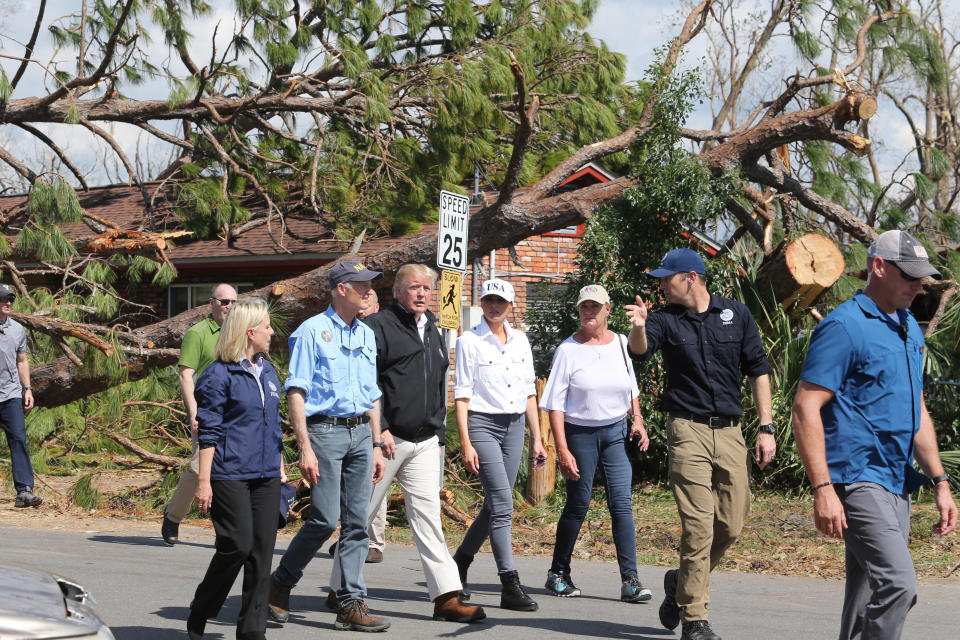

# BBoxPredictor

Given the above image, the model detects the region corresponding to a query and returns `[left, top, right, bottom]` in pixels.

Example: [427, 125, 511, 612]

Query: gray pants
[457, 412, 524, 573]
[836, 482, 917, 640]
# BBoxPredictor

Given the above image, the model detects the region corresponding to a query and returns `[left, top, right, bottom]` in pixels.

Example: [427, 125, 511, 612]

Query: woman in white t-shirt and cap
[539, 284, 652, 602]
[451, 278, 547, 612]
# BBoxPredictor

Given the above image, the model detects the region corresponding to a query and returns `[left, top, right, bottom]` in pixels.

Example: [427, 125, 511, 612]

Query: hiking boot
[334, 600, 390, 632]
[432, 591, 486, 623]
[620, 575, 653, 603]
[268, 575, 292, 624]
[453, 549, 473, 601]
[161, 514, 179, 546]
[499, 570, 538, 611]
[659, 569, 680, 630]
[544, 570, 581, 597]
[325, 590, 338, 611]
[14, 490, 42, 508]
[366, 548, 383, 563]
[681, 620, 721, 640]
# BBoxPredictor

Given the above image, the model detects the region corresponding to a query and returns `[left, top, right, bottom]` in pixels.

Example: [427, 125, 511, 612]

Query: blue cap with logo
[328, 260, 383, 289]
[646, 248, 706, 278]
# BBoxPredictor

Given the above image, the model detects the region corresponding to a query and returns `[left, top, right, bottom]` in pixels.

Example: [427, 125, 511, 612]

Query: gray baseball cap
[0, 284, 14, 298]
[867, 230, 941, 280]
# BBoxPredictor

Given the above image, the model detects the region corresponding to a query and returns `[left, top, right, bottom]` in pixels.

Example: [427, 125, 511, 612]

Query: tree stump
[756, 233, 845, 313]
[525, 378, 556, 504]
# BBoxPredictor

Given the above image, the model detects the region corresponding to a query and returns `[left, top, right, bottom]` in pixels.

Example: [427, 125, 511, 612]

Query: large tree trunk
[755, 233, 845, 312]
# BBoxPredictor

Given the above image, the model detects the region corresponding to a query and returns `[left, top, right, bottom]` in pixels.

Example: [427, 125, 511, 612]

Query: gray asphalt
[1, 521, 958, 639]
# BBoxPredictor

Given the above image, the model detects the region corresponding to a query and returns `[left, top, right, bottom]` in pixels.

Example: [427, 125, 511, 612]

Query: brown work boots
[432, 590, 486, 623]
[335, 599, 391, 632]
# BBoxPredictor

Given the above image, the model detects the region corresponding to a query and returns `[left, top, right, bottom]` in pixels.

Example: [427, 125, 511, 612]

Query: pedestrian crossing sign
[439, 270, 462, 330]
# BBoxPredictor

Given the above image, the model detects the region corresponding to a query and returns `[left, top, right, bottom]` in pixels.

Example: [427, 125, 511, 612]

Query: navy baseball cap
[647, 248, 706, 278]
[328, 260, 383, 289]
[278, 482, 298, 529]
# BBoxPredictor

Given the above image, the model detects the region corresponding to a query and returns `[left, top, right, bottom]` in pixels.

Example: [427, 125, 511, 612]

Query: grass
[379, 483, 959, 581]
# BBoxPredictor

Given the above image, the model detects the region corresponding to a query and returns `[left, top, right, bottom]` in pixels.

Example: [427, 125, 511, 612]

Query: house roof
[0, 182, 398, 267]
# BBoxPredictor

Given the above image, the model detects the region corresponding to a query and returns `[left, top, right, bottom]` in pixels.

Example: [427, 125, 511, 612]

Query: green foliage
[526, 55, 737, 483]
[71, 474, 103, 510]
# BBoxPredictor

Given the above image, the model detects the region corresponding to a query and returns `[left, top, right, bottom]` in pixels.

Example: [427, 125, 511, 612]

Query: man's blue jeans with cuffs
[0, 398, 34, 493]
[273, 420, 372, 604]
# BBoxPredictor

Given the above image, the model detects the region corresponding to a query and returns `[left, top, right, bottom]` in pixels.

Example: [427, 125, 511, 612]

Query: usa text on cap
[480, 279, 515, 303]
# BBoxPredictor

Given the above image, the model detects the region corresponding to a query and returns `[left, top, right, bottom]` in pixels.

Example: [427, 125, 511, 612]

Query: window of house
[168, 282, 256, 317]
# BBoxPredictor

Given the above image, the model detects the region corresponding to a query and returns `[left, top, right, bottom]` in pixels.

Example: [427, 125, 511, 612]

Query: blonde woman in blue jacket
[187, 298, 284, 640]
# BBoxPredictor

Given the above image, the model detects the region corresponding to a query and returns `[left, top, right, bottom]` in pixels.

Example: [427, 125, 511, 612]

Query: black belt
[668, 412, 739, 429]
[307, 414, 370, 427]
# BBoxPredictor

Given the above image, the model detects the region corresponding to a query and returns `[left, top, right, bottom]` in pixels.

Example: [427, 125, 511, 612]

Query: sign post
[437, 190, 470, 487]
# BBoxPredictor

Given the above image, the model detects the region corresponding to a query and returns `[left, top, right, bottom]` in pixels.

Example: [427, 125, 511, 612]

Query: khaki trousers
[667, 416, 750, 622]
[164, 431, 200, 523]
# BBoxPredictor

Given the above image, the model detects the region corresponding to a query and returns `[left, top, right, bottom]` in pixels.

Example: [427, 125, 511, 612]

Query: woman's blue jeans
[551, 418, 638, 580]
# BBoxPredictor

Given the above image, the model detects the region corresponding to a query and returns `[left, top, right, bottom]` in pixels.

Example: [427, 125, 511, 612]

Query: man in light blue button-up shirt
[270, 260, 391, 632]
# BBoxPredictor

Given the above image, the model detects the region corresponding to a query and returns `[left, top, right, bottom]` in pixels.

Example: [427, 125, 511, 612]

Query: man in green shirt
[162, 283, 238, 546]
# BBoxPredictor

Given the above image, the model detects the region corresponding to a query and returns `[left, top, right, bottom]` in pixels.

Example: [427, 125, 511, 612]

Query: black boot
[186, 606, 206, 639]
[499, 570, 538, 611]
[453, 549, 473, 601]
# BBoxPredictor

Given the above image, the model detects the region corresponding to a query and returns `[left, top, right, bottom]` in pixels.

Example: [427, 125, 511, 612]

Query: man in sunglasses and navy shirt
[794, 230, 957, 640]
[0, 283, 41, 508]
[161, 283, 238, 545]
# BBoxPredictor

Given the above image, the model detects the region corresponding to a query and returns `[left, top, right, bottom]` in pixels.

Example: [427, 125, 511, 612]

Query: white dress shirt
[454, 317, 536, 414]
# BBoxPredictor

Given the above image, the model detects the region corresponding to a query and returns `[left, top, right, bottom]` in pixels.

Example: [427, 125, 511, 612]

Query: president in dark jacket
[327, 263, 484, 623]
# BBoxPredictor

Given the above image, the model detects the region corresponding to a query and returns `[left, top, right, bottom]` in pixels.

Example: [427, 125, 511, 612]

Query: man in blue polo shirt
[268, 260, 390, 632]
[793, 230, 957, 640]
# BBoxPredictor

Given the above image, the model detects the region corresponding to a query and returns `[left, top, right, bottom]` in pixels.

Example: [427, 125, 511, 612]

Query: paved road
[2, 521, 958, 639]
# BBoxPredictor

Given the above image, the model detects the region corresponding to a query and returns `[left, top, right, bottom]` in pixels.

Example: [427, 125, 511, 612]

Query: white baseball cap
[480, 279, 515, 302]
[576, 284, 611, 306]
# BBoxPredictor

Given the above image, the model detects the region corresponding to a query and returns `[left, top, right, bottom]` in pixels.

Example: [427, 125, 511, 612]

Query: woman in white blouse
[451, 279, 547, 612]
[539, 284, 652, 602]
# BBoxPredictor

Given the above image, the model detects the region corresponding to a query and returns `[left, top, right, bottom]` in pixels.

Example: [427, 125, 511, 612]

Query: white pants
[331, 436, 460, 600]
[368, 444, 444, 551]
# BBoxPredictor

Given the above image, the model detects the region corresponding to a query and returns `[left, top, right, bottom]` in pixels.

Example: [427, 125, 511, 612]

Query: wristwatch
[931, 473, 951, 485]
[373, 441, 384, 449]
[758, 422, 775, 435]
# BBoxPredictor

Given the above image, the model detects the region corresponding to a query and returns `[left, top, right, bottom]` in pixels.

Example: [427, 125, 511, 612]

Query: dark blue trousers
[551, 418, 638, 580]
[0, 398, 34, 493]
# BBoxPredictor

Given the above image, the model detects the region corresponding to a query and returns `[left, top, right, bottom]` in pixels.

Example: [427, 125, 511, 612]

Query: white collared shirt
[454, 317, 536, 414]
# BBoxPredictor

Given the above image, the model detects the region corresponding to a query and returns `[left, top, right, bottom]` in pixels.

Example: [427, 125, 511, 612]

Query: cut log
[756, 233, 845, 313]
[525, 378, 556, 504]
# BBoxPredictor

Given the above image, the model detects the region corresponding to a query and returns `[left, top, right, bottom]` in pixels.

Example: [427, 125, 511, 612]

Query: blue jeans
[274, 421, 372, 603]
[551, 418, 638, 580]
[0, 398, 34, 493]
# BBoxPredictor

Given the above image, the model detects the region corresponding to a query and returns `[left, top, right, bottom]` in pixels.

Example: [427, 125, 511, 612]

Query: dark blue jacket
[196, 358, 283, 481]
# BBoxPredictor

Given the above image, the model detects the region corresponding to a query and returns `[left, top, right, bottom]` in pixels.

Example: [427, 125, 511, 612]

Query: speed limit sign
[437, 190, 470, 272]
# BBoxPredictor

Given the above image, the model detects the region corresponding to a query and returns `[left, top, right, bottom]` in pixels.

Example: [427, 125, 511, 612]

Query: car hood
[0, 563, 106, 638]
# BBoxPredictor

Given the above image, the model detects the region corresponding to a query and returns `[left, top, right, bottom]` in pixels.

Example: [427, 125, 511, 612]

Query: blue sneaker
[621, 575, 653, 603]
[544, 570, 581, 597]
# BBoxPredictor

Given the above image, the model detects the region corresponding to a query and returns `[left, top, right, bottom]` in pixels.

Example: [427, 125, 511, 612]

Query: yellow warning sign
[439, 270, 462, 330]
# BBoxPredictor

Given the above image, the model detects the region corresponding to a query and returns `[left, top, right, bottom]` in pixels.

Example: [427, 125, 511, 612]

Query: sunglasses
[0, 296, 14, 303]
[890, 263, 921, 283]
[212, 298, 236, 306]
